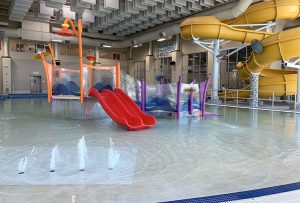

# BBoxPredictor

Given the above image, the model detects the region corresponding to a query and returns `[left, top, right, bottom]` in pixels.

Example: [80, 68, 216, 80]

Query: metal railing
[206, 88, 298, 113]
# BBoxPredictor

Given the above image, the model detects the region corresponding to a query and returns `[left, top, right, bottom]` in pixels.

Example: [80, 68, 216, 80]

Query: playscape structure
[35, 18, 156, 131]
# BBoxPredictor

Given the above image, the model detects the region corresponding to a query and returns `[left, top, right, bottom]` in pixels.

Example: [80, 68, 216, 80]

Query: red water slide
[89, 88, 156, 131]
[113, 88, 156, 127]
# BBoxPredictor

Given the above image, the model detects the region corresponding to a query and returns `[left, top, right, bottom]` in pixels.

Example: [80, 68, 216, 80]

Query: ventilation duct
[9, 0, 34, 22]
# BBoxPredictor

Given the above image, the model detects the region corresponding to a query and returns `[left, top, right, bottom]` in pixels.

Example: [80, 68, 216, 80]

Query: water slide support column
[211, 39, 221, 104]
[296, 69, 300, 112]
[249, 72, 259, 108]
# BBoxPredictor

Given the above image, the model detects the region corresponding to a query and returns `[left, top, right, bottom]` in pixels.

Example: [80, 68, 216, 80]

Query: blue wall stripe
[162, 182, 300, 203]
[9, 94, 47, 99]
[0, 94, 48, 99]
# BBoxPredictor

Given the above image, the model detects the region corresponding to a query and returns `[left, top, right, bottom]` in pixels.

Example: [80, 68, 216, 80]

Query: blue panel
[8, 94, 48, 99]
[162, 182, 300, 203]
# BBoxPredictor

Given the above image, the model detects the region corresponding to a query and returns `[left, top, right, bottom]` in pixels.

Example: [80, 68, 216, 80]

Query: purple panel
[144, 81, 146, 111]
[199, 79, 210, 116]
[188, 87, 193, 115]
[141, 80, 145, 111]
[176, 75, 182, 119]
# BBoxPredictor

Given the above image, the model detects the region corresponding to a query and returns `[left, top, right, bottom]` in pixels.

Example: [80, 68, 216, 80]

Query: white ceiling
[9, 0, 229, 37]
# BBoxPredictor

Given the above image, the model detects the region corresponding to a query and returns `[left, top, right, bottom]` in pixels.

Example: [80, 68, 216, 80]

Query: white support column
[211, 39, 221, 103]
[171, 34, 183, 83]
[146, 41, 155, 84]
[171, 51, 182, 83]
[2, 37, 11, 94]
[175, 34, 180, 51]
[128, 46, 134, 76]
[149, 41, 153, 56]
[182, 54, 189, 83]
[129, 46, 133, 60]
[54, 42, 59, 60]
[271, 20, 286, 69]
[95, 47, 100, 64]
[3, 37, 9, 57]
[250, 72, 259, 108]
[296, 69, 300, 112]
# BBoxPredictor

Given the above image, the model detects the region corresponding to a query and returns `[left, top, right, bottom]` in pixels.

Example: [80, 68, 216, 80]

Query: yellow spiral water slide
[180, 0, 300, 98]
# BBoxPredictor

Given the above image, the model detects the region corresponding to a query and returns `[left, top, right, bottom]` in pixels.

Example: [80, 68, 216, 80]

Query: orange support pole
[48, 43, 55, 91]
[116, 63, 121, 89]
[78, 19, 84, 104]
[48, 43, 56, 66]
[41, 56, 52, 103]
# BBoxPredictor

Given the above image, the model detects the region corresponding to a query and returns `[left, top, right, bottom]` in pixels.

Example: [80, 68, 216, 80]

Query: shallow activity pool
[1, 99, 300, 202]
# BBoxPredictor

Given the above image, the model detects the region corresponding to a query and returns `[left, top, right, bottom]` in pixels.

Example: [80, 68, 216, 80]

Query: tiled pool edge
[162, 182, 300, 203]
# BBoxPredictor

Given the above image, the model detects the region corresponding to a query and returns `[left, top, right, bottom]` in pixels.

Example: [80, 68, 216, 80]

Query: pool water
[1, 99, 300, 202]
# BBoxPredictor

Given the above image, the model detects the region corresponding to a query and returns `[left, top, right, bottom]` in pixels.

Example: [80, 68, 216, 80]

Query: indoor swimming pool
[1, 99, 300, 202]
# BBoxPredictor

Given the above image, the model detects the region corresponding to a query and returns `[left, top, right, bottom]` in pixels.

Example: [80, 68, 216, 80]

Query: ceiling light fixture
[132, 40, 142, 48]
[157, 38, 166, 42]
[157, 31, 169, 42]
[101, 44, 112, 48]
[51, 39, 63, 43]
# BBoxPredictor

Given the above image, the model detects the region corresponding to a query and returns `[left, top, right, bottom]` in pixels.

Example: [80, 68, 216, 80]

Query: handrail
[205, 88, 297, 113]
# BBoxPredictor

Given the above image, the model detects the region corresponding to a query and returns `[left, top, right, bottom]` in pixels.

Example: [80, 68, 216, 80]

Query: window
[16, 42, 25, 52]
[98, 49, 128, 60]
[10, 39, 18, 51]
[222, 46, 252, 88]
[74, 46, 79, 56]
[185, 52, 207, 83]
[59, 44, 81, 56]
[60, 44, 66, 55]
[9, 39, 48, 53]
[133, 61, 145, 81]
[83, 47, 93, 57]
[36, 44, 45, 53]
[154, 57, 172, 84]
[66, 45, 74, 56]
[112, 53, 121, 60]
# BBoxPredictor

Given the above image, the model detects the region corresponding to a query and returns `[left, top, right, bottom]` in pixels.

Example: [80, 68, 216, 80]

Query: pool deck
[1, 99, 300, 202]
